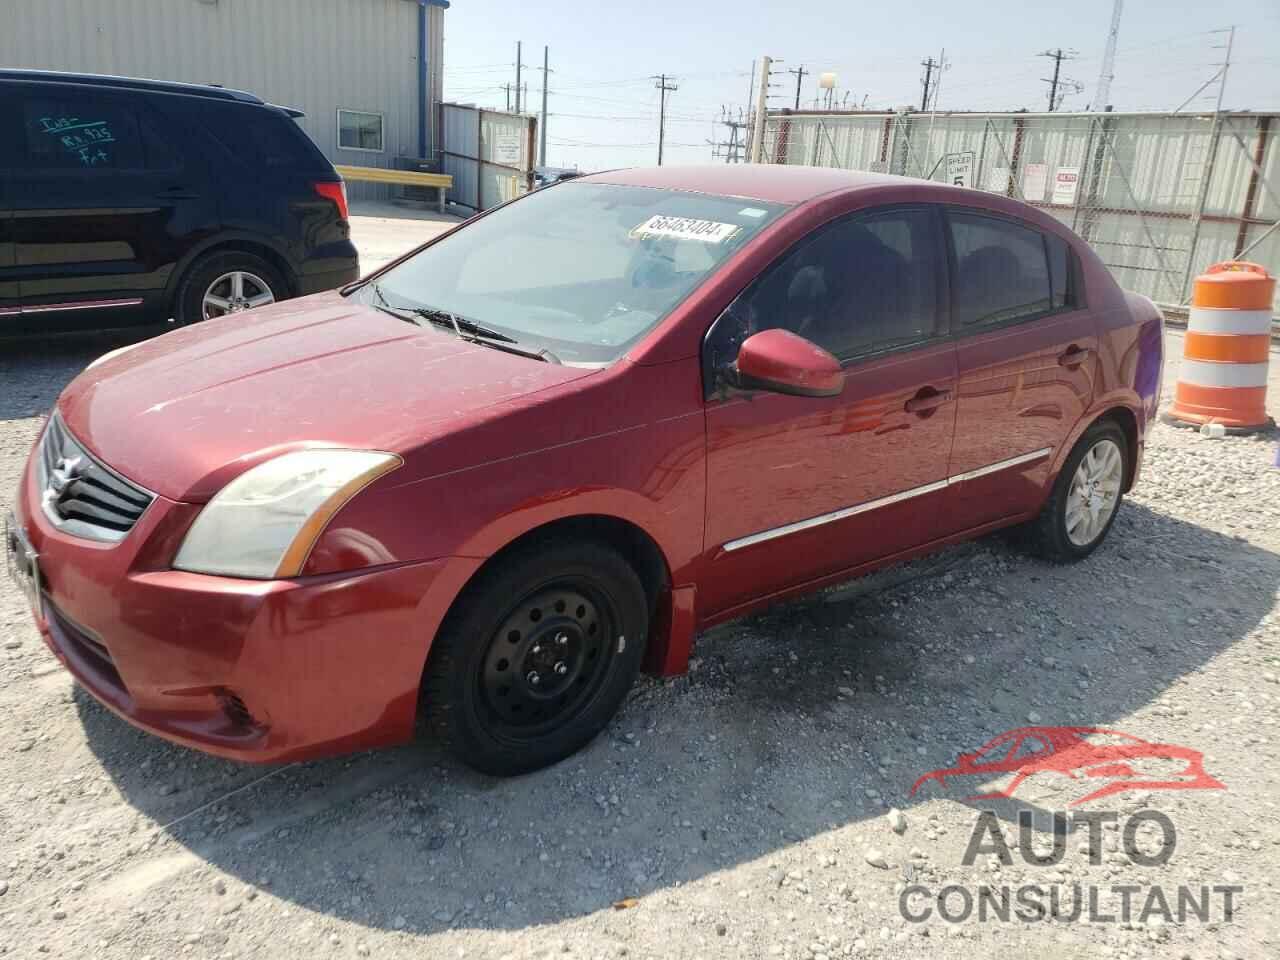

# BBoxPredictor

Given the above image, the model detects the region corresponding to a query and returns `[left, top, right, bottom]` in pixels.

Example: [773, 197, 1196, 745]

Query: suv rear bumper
[297, 260, 360, 297]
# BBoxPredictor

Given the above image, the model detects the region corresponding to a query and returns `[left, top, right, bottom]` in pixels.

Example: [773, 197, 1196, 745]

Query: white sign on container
[1022, 163, 1049, 201]
[492, 133, 522, 166]
[945, 151, 975, 188]
[1052, 167, 1081, 205]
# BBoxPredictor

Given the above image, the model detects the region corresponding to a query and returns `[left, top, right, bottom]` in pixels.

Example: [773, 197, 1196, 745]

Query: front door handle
[1058, 345, 1091, 368]
[156, 187, 200, 200]
[904, 387, 952, 414]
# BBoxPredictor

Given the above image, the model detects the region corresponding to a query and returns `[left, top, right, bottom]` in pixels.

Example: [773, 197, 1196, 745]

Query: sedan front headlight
[173, 449, 402, 579]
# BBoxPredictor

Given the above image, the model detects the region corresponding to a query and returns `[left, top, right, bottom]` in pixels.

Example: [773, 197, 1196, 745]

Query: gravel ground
[0, 326, 1277, 960]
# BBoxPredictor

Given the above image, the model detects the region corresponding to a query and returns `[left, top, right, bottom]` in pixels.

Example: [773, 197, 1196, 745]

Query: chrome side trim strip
[723, 479, 950, 553]
[20, 298, 144, 315]
[947, 446, 1053, 483]
[721, 446, 1054, 553]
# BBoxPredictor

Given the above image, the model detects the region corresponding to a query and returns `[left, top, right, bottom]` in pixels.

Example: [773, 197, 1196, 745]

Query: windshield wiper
[368, 284, 559, 363]
[410, 307, 518, 344]
[413, 308, 560, 363]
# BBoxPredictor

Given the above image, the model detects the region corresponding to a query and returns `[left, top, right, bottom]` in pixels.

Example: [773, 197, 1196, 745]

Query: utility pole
[505, 83, 511, 112]
[1091, 0, 1124, 111]
[920, 56, 939, 111]
[789, 65, 807, 110]
[538, 45, 551, 166]
[749, 55, 772, 162]
[514, 41, 522, 113]
[652, 74, 678, 165]
[1040, 48, 1078, 111]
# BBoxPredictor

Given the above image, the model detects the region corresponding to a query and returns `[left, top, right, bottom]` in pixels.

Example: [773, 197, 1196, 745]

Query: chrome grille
[38, 415, 154, 542]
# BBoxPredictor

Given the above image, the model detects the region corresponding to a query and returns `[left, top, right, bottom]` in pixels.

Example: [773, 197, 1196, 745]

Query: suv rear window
[199, 103, 328, 170]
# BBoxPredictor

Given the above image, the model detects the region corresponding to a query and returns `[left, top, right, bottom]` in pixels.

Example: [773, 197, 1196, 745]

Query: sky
[439, 0, 1280, 172]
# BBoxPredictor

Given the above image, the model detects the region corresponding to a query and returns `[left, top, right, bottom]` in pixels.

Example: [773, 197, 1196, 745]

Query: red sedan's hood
[58, 292, 596, 501]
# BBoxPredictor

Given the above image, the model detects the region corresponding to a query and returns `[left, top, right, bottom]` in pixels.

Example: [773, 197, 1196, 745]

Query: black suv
[0, 70, 359, 333]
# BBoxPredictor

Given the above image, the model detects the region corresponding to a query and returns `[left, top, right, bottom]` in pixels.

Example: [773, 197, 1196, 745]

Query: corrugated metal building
[1, 0, 448, 198]
[758, 109, 1280, 315]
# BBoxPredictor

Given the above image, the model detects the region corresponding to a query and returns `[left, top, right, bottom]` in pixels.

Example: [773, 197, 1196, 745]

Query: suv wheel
[174, 252, 288, 325]
[423, 540, 648, 776]
[1024, 420, 1128, 562]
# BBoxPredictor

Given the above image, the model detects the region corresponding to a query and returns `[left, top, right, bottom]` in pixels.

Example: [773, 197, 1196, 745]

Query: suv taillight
[314, 181, 349, 220]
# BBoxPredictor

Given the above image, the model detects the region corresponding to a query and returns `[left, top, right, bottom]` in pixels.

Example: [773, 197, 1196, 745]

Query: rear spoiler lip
[269, 104, 306, 119]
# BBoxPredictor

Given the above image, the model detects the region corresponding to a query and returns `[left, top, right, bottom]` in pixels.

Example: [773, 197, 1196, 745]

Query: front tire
[1024, 420, 1128, 563]
[422, 540, 649, 776]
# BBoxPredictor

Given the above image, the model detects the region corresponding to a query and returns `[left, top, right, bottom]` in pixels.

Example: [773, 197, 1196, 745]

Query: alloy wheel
[202, 271, 275, 320]
[1065, 438, 1123, 547]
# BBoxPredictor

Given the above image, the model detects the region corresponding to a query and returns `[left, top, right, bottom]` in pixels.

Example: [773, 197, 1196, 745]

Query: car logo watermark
[900, 809, 1242, 928]
[908, 725, 1224, 807]
[900, 728, 1237, 930]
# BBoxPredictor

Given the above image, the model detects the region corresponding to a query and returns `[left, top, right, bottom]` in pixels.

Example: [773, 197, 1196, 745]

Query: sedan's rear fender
[1124, 291, 1167, 424]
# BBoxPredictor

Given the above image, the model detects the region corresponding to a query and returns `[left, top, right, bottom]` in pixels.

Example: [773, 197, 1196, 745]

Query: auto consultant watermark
[899, 727, 1237, 929]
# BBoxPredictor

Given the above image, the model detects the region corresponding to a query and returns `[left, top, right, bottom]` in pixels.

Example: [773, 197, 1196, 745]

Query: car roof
[0, 69, 264, 106]
[580, 163, 914, 205]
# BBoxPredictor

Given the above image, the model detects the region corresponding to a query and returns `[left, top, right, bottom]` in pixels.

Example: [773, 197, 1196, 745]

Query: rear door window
[20, 95, 145, 170]
[947, 212, 1055, 329]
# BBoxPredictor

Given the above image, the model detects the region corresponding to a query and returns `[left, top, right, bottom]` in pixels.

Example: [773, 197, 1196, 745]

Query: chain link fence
[758, 110, 1280, 316]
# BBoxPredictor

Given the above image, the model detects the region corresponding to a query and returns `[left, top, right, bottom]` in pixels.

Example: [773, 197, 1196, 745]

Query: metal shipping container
[2, 0, 447, 201]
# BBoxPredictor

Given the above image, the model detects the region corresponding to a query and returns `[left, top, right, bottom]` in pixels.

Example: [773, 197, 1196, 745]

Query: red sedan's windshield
[363, 182, 786, 364]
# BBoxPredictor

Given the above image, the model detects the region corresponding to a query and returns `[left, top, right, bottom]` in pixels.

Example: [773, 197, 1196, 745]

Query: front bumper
[13, 440, 481, 763]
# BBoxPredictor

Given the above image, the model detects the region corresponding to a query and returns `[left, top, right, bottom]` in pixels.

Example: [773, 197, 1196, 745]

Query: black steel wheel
[422, 539, 649, 776]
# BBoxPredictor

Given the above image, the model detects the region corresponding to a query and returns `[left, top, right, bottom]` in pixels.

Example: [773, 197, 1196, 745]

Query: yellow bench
[334, 165, 454, 213]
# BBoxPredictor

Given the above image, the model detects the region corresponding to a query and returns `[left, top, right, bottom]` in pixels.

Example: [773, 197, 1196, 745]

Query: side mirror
[733, 328, 843, 398]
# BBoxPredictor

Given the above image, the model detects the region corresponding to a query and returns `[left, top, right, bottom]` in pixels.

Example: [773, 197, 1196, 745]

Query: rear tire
[1023, 420, 1128, 563]
[173, 251, 288, 326]
[422, 540, 648, 776]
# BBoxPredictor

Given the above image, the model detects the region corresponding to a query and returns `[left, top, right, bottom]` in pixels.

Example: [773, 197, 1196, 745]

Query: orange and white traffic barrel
[1164, 261, 1275, 432]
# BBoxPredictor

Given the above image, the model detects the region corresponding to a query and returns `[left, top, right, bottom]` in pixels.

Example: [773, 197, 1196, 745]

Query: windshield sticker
[631, 215, 741, 244]
[738, 207, 768, 218]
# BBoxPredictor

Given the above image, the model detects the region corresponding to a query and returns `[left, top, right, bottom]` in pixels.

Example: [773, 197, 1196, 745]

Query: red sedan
[5, 165, 1164, 775]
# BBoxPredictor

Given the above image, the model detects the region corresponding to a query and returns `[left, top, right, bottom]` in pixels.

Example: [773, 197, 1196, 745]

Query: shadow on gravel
[0, 329, 159, 421]
[75, 500, 1277, 937]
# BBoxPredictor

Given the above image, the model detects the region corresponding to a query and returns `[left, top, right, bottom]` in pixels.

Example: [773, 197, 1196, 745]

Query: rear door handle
[904, 387, 952, 414]
[156, 187, 200, 200]
[1058, 345, 1091, 368]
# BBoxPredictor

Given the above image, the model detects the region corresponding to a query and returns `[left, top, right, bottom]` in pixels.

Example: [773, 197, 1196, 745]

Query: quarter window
[1047, 232, 1076, 309]
[948, 212, 1056, 328]
[338, 109, 384, 152]
[713, 207, 945, 364]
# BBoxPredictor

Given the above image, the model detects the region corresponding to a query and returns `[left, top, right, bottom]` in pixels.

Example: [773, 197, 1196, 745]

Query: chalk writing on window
[36, 116, 117, 167]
